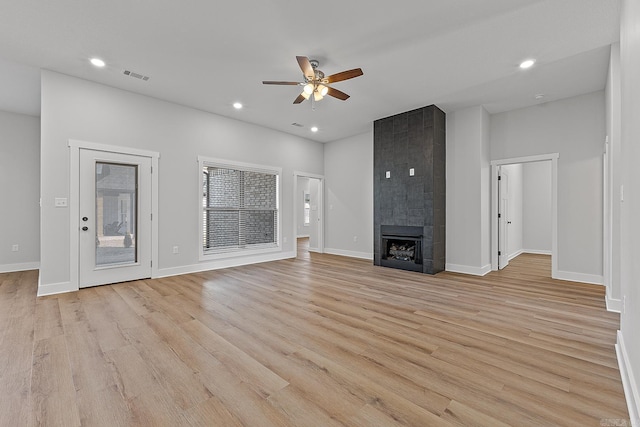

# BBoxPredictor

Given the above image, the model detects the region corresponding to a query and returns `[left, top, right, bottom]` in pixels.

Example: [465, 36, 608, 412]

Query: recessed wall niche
[373, 105, 445, 274]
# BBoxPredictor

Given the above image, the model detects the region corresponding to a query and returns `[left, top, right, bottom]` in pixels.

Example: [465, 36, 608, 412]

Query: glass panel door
[95, 162, 138, 266]
[79, 149, 151, 288]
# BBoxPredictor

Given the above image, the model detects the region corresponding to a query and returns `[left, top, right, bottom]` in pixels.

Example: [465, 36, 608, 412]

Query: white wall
[39, 71, 324, 293]
[0, 110, 40, 272]
[446, 106, 491, 274]
[618, 1, 640, 422]
[480, 106, 491, 268]
[324, 130, 373, 259]
[522, 161, 552, 253]
[501, 164, 523, 259]
[491, 91, 605, 281]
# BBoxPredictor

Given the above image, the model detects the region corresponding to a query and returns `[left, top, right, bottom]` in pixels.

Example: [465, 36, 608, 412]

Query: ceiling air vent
[123, 70, 150, 81]
[291, 123, 304, 127]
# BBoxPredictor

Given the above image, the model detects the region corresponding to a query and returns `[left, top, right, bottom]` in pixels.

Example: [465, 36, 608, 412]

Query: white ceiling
[0, 0, 620, 143]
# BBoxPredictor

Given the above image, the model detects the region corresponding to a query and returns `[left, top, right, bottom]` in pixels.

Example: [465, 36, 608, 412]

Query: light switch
[55, 198, 68, 207]
[385, 171, 391, 179]
[409, 168, 415, 176]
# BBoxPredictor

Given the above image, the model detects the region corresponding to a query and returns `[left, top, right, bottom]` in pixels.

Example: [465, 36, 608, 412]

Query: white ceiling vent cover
[123, 70, 150, 81]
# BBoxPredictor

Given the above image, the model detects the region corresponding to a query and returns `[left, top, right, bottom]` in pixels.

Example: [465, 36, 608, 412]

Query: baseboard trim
[37, 280, 77, 297]
[522, 249, 552, 255]
[508, 249, 524, 261]
[616, 330, 640, 427]
[555, 270, 604, 285]
[445, 263, 492, 276]
[606, 295, 622, 313]
[324, 248, 373, 260]
[156, 251, 296, 278]
[0, 261, 40, 273]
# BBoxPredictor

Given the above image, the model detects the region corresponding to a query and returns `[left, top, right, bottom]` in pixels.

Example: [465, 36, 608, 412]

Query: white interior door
[308, 177, 320, 251]
[79, 149, 152, 288]
[498, 169, 509, 269]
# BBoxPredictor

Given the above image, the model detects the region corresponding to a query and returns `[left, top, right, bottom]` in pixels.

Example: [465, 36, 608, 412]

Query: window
[200, 157, 280, 256]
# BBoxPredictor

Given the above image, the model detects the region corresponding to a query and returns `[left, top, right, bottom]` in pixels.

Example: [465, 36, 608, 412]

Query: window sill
[199, 245, 280, 262]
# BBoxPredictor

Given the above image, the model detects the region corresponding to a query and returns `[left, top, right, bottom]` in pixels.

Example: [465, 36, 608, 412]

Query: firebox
[380, 225, 423, 273]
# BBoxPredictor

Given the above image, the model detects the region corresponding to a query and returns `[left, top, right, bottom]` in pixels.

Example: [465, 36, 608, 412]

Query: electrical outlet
[353, 236, 358, 242]
[172, 246, 179, 254]
[283, 237, 287, 243]
[11, 244, 19, 252]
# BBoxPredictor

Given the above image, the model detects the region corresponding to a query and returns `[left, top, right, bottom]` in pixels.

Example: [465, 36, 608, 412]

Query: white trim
[198, 156, 283, 262]
[521, 249, 552, 255]
[606, 296, 622, 313]
[603, 143, 613, 298]
[508, 249, 524, 261]
[69, 139, 160, 159]
[445, 263, 492, 276]
[616, 330, 640, 427]
[0, 262, 40, 273]
[197, 155, 281, 175]
[555, 270, 604, 285]
[293, 171, 325, 258]
[491, 153, 559, 278]
[490, 153, 558, 166]
[66, 139, 159, 293]
[324, 248, 373, 260]
[156, 251, 295, 278]
[37, 281, 75, 297]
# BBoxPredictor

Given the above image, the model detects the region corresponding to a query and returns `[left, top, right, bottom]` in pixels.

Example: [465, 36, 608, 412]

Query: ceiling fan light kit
[262, 56, 363, 105]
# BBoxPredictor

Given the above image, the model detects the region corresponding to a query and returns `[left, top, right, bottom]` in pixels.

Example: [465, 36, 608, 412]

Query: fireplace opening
[384, 239, 418, 262]
[380, 227, 423, 272]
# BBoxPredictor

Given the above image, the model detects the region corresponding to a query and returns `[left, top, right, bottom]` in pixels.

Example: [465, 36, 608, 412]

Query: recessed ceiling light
[535, 93, 545, 100]
[519, 59, 535, 69]
[233, 102, 243, 109]
[90, 58, 106, 68]
[310, 126, 319, 133]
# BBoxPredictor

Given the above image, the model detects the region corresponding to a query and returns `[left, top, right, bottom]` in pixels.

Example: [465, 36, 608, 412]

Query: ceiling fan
[263, 56, 363, 104]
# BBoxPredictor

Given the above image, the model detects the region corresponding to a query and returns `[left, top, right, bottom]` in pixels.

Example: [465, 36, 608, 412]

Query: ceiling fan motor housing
[262, 56, 363, 104]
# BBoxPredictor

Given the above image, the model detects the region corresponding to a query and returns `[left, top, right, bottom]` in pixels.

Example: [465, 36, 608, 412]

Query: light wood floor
[0, 240, 630, 426]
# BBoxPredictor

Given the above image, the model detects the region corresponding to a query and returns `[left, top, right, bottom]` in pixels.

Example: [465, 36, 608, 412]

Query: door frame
[69, 139, 160, 291]
[292, 171, 324, 256]
[490, 153, 558, 278]
[498, 167, 509, 269]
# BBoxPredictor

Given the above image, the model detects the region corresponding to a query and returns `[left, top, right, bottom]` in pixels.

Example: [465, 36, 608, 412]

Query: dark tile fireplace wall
[373, 105, 446, 274]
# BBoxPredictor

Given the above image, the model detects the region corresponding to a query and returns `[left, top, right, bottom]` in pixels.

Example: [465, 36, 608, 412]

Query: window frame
[198, 156, 281, 261]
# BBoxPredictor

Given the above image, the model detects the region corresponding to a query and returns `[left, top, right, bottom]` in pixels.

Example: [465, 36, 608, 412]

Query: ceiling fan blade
[327, 86, 350, 101]
[296, 56, 315, 80]
[293, 93, 306, 104]
[326, 68, 363, 84]
[262, 81, 300, 85]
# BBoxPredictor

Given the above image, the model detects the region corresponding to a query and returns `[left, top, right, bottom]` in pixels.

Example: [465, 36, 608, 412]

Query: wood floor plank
[33, 296, 64, 342]
[30, 335, 80, 427]
[0, 246, 631, 425]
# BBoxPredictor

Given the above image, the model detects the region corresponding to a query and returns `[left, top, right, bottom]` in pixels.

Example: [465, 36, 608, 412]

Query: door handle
[82, 226, 89, 231]
[507, 221, 512, 224]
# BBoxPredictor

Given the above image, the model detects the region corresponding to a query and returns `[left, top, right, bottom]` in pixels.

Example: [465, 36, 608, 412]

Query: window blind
[202, 166, 278, 253]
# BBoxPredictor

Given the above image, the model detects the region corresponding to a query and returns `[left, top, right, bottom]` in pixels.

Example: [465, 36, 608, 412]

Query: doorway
[69, 141, 159, 290]
[491, 153, 558, 278]
[293, 172, 324, 258]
